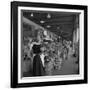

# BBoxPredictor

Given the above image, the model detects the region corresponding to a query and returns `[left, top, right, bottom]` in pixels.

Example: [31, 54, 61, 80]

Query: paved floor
[52, 55, 79, 75]
[23, 55, 79, 77]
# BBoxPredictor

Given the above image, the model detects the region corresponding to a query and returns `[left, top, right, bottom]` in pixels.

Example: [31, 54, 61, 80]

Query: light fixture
[31, 13, 33, 17]
[40, 20, 45, 24]
[46, 25, 51, 28]
[47, 13, 51, 18]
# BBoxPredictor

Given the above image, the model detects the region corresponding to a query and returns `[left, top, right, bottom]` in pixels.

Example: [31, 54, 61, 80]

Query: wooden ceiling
[23, 10, 79, 40]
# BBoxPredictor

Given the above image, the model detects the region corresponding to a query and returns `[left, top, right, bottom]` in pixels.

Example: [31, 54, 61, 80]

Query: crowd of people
[23, 27, 79, 76]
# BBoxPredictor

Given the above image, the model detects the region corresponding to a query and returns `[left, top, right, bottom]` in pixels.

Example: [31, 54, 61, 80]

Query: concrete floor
[23, 55, 79, 77]
[52, 55, 79, 75]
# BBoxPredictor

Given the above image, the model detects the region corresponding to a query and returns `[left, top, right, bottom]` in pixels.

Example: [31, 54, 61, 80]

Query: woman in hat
[32, 44, 45, 76]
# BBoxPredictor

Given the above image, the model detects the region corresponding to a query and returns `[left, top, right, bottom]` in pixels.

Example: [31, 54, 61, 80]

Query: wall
[0, 0, 89, 90]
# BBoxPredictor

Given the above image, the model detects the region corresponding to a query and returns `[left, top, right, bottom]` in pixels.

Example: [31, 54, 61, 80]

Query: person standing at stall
[32, 44, 45, 76]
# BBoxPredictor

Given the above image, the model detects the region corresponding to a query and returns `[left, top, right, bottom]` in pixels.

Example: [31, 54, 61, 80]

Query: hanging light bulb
[47, 13, 51, 18]
[46, 25, 51, 28]
[31, 13, 33, 17]
[40, 20, 45, 24]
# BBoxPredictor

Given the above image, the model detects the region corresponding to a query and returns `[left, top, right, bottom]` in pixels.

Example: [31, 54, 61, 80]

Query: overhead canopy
[22, 10, 79, 40]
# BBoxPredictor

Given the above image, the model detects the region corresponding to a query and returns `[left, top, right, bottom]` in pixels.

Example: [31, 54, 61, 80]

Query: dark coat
[33, 54, 45, 76]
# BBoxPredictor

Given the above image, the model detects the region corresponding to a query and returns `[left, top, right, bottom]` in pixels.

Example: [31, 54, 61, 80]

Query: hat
[32, 44, 41, 54]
